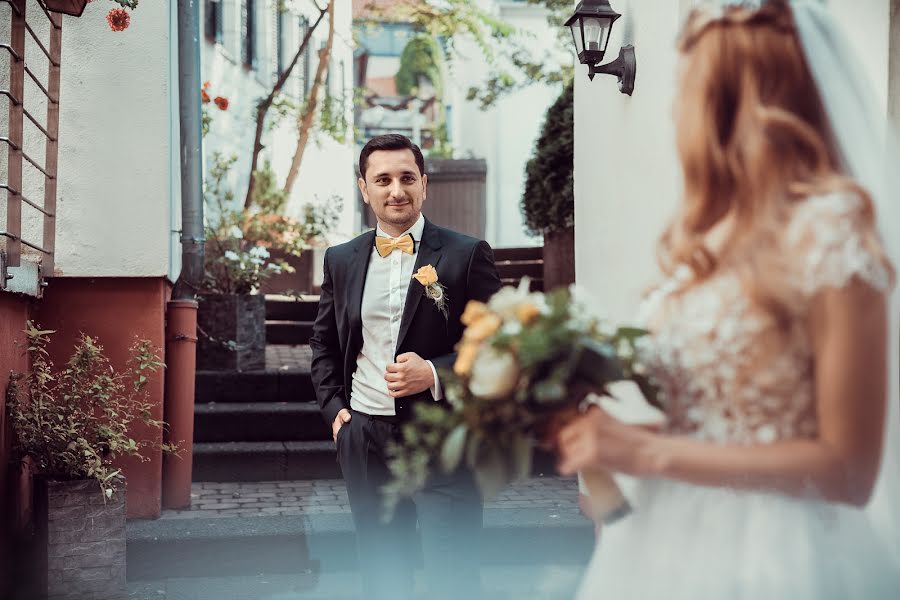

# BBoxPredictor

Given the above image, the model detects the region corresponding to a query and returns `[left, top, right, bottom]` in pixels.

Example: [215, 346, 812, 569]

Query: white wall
[49, 1, 174, 277]
[448, 0, 566, 248]
[201, 0, 357, 245]
[573, 0, 895, 323]
[574, 0, 683, 323]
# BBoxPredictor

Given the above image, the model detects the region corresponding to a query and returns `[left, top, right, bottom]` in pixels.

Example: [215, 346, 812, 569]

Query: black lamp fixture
[565, 0, 636, 95]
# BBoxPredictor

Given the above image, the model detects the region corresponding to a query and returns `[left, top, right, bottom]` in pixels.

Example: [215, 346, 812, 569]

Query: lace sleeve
[787, 193, 894, 298]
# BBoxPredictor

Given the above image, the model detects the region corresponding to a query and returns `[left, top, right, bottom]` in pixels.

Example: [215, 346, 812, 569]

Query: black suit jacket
[309, 218, 502, 425]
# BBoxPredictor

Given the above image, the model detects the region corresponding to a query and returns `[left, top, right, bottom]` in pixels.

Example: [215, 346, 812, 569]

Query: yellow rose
[454, 341, 479, 376]
[460, 300, 490, 326]
[515, 303, 541, 325]
[463, 313, 502, 342]
[413, 264, 439, 286]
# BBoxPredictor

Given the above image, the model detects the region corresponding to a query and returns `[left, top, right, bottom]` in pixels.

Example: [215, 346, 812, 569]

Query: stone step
[194, 402, 328, 443]
[493, 247, 543, 262]
[266, 320, 314, 345]
[265, 297, 320, 321]
[127, 510, 592, 583]
[495, 259, 543, 280]
[191, 441, 559, 483]
[195, 369, 314, 404]
[192, 441, 340, 482]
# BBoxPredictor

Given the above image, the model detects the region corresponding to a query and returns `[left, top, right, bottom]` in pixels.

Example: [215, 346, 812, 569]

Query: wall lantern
[42, 0, 89, 17]
[565, 0, 636, 95]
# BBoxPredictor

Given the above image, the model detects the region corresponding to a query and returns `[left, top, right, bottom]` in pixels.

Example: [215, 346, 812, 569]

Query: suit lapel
[347, 230, 376, 332]
[396, 219, 443, 352]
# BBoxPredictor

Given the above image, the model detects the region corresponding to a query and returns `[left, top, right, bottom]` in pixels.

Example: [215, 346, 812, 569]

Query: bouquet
[383, 280, 658, 522]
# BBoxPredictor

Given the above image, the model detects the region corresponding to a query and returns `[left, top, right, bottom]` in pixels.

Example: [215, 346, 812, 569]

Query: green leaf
[440, 424, 468, 473]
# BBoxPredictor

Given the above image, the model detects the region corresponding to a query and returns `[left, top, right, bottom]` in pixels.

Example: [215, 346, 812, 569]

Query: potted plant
[522, 81, 575, 291]
[5, 322, 173, 600]
[198, 153, 285, 371]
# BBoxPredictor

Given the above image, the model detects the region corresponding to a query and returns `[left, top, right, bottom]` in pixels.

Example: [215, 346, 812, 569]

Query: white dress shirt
[350, 215, 443, 415]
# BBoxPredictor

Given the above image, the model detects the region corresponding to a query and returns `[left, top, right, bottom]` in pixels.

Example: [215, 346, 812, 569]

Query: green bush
[521, 81, 573, 236]
[6, 324, 175, 499]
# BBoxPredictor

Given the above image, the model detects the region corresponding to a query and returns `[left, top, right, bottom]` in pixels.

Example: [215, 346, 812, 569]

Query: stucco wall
[51, 1, 174, 277]
[573, 0, 895, 323]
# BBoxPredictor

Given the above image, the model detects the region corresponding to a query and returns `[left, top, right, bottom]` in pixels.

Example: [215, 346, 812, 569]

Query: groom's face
[358, 149, 427, 232]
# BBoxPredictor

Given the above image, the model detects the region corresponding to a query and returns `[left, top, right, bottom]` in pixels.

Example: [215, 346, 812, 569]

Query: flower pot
[543, 226, 576, 292]
[33, 478, 127, 600]
[197, 293, 266, 371]
[43, 0, 88, 16]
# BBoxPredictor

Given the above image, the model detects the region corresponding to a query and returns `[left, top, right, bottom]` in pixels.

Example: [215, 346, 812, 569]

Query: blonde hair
[663, 0, 891, 325]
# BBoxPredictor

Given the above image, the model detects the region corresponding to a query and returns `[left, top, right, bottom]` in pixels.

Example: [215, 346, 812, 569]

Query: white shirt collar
[376, 213, 425, 242]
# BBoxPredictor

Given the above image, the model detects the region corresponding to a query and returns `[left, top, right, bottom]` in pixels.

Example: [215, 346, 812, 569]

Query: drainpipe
[162, 0, 204, 509]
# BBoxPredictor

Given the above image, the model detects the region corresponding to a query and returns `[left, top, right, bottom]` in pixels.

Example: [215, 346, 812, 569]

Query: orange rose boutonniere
[414, 265, 448, 319]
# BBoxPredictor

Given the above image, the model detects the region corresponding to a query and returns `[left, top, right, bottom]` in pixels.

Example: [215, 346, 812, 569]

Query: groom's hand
[385, 352, 435, 397]
[332, 408, 351, 442]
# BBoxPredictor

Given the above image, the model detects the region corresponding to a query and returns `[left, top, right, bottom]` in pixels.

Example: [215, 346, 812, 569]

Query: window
[205, 0, 224, 44]
[241, 0, 256, 70]
[276, 7, 289, 76]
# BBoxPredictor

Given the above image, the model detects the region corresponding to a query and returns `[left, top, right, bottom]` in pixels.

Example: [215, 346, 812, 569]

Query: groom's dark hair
[358, 134, 426, 180]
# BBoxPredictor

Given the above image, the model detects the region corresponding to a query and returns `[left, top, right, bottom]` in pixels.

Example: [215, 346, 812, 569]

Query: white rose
[488, 280, 547, 321]
[223, 250, 240, 261]
[468, 347, 519, 400]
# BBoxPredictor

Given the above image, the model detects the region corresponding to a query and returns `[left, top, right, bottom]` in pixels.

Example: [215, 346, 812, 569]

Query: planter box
[197, 294, 266, 371]
[543, 226, 576, 292]
[34, 478, 126, 600]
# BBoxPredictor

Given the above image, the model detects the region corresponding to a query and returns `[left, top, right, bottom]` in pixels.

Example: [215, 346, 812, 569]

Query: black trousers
[336, 409, 483, 600]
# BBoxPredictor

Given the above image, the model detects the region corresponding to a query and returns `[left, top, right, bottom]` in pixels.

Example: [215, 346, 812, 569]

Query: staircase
[494, 246, 543, 291]
[192, 297, 334, 482]
[193, 249, 547, 482]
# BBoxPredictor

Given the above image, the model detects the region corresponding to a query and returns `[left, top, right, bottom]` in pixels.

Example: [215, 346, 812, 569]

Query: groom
[309, 134, 502, 600]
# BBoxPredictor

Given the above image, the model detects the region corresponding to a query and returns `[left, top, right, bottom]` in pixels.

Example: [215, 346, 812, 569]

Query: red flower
[201, 89, 211, 104]
[203, 81, 211, 89]
[214, 96, 229, 111]
[107, 8, 130, 31]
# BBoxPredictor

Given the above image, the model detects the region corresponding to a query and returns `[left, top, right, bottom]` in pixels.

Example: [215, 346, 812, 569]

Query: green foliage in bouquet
[5, 323, 177, 500]
[383, 282, 658, 518]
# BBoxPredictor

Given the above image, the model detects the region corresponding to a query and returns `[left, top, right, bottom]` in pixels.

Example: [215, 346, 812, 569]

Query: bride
[557, 1, 900, 598]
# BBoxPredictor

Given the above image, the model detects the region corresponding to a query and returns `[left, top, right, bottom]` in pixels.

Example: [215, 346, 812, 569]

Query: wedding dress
[575, 193, 900, 599]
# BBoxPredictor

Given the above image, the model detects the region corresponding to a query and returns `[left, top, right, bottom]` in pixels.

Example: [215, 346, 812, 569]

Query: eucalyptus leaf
[440, 424, 468, 473]
[510, 434, 533, 482]
[474, 442, 509, 501]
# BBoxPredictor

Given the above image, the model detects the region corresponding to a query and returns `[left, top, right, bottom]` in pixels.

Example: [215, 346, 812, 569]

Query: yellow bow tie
[375, 233, 415, 258]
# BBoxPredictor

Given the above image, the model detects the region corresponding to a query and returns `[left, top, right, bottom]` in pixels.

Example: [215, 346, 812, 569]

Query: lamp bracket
[588, 45, 636, 96]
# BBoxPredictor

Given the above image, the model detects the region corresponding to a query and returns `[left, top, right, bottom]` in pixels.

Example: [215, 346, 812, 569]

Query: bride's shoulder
[784, 191, 893, 296]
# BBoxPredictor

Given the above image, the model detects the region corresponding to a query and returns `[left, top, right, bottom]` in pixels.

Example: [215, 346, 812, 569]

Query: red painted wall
[1, 291, 34, 594]
[34, 277, 171, 519]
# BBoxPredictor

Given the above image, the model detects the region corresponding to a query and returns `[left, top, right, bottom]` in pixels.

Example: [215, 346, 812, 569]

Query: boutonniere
[413, 265, 448, 319]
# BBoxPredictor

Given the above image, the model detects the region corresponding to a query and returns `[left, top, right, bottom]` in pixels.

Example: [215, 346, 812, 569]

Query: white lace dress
[576, 195, 900, 599]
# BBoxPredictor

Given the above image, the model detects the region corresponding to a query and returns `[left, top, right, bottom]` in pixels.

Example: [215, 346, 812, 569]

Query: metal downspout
[163, 0, 204, 509]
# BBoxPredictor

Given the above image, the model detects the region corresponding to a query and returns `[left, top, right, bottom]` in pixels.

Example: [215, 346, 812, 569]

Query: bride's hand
[556, 404, 658, 477]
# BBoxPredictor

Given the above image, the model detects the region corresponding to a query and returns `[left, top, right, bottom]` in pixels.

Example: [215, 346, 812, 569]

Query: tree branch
[243, 2, 330, 209]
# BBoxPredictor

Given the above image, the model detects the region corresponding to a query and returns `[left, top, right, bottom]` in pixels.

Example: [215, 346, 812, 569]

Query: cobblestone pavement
[159, 476, 582, 520]
[265, 344, 312, 371]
